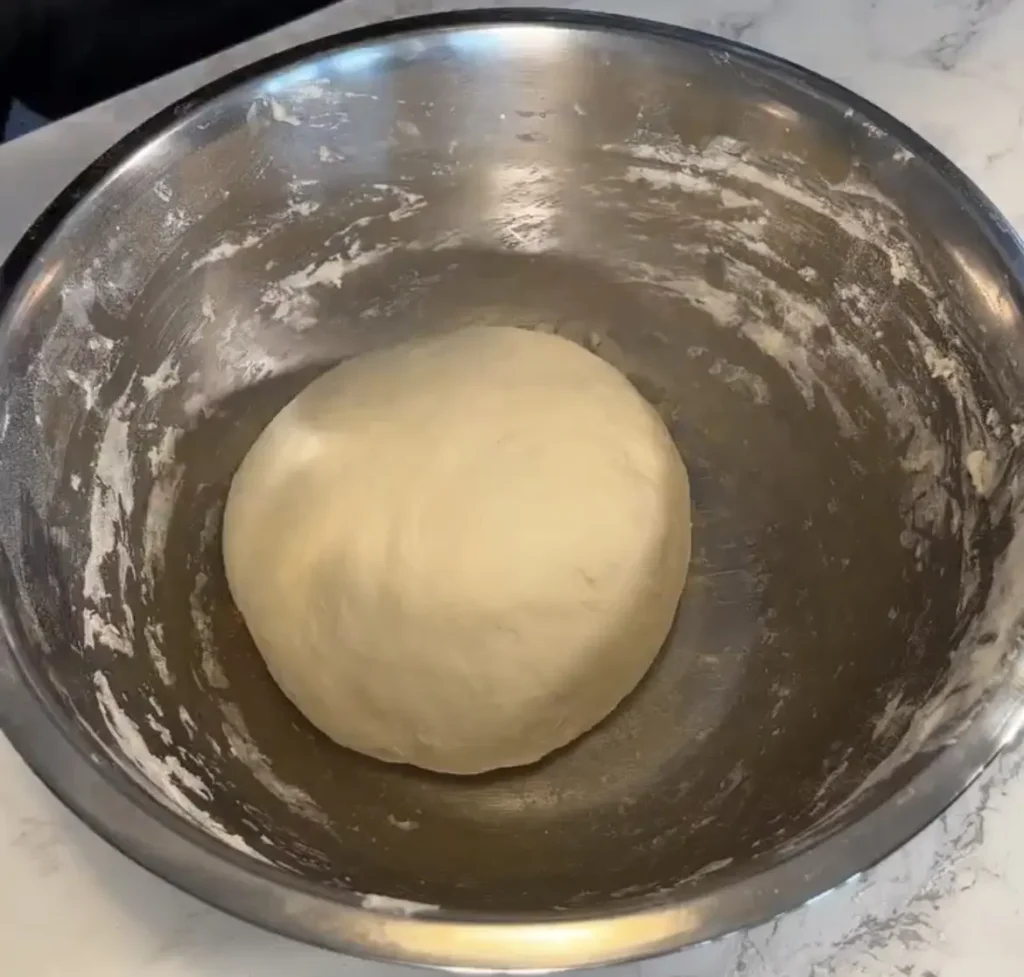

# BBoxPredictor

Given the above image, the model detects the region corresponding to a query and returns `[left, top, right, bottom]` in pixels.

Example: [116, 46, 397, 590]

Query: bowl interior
[1, 19, 1024, 915]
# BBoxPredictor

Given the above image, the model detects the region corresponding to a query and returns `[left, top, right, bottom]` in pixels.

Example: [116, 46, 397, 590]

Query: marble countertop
[4, 0, 1024, 974]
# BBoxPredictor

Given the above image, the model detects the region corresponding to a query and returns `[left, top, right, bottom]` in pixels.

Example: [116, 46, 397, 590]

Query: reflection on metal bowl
[1, 9, 1024, 972]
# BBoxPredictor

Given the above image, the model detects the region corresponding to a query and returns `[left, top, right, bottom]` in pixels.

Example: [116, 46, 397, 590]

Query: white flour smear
[220, 702, 328, 827]
[93, 671, 269, 862]
[82, 391, 135, 656]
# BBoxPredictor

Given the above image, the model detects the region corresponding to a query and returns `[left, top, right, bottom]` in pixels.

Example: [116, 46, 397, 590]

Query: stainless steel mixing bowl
[2, 8, 1024, 971]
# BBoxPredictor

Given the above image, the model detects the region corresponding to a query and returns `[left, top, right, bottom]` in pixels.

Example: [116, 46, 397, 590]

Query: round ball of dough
[223, 326, 691, 775]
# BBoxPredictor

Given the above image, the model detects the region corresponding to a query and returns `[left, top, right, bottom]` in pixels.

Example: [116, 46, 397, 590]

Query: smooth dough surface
[223, 326, 691, 775]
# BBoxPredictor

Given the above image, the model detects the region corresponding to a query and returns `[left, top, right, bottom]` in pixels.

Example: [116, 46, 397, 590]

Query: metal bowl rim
[1, 7, 1024, 971]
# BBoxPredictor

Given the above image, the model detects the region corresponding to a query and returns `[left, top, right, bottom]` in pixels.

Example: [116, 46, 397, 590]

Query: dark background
[0, 0, 338, 143]
[4, 102, 47, 141]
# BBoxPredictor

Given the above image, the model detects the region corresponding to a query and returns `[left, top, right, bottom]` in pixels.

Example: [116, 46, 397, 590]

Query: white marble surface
[4, 0, 1024, 974]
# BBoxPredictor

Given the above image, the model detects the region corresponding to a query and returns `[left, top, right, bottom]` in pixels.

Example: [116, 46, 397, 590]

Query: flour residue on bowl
[38, 251, 336, 865]
[141, 424, 183, 599]
[79, 355, 189, 667]
[599, 131, 1008, 553]
[82, 391, 135, 655]
[93, 670, 269, 863]
[221, 702, 328, 827]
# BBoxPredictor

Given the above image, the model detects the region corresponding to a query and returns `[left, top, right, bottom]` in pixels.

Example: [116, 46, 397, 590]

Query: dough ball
[223, 326, 691, 775]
